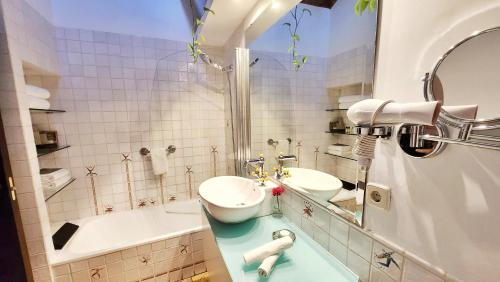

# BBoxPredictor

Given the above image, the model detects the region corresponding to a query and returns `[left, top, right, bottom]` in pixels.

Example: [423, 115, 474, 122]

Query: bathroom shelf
[37, 145, 71, 157]
[325, 131, 357, 136]
[29, 108, 66, 113]
[44, 177, 76, 201]
[324, 152, 357, 161]
[325, 108, 349, 112]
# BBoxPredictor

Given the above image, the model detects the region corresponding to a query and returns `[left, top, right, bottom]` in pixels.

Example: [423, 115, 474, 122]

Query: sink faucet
[276, 154, 297, 179]
[245, 155, 266, 185]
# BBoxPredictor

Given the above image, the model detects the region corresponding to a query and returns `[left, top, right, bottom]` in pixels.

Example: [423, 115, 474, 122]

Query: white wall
[51, 0, 192, 42]
[249, 4, 331, 57]
[369, 1, 500, 281]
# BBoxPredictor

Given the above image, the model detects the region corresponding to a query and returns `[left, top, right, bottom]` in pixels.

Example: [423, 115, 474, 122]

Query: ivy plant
[283, 6, 311, 71]
[187, 0, 214, 63]
[354, 0, 377, 16]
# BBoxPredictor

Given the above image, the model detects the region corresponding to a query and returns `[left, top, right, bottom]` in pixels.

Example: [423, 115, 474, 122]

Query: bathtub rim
[46, 200, 210, 266]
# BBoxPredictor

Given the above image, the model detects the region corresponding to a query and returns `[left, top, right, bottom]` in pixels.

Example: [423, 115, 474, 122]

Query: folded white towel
[41, 168, 71, 181]
[258, 253, 281, 278]
[328, 144, 351, 152]
[243, 236, 294, 265]
[338, 95, 369, 103]
[26, 84, 51, 99]
[28, 96, 50, 109]
[151, 148, 168, 175]
[328, 150, 352, 157]
[42, 175, 72, 189]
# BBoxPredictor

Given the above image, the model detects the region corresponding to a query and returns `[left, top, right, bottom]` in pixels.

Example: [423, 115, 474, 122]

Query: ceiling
[201, 0, 260, 46]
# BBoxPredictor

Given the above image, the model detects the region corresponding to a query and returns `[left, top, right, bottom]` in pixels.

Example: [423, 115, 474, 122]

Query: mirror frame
[424, 26, 500, 131]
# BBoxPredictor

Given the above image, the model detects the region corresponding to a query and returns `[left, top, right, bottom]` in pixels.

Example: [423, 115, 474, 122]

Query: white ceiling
[201, 0, 260, 46]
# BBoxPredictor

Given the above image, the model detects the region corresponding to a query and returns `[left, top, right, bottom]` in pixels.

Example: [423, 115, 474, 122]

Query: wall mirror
[424, 27, 500, 146]
[246, 0, 380, 226]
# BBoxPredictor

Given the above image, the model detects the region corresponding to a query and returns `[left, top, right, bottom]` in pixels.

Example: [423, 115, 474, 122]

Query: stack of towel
[328, 143, 352, 156]
[338, 94, 369, 109]
[26, 84, 51, 109]
[243, 235, 294, 278]
[40, 168, 72, 191]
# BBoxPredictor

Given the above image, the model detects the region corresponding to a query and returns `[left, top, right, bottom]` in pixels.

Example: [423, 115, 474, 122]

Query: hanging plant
[187, 0, 214, 63]
[354, 0, 377, 16]
[283, 6, 311, 71]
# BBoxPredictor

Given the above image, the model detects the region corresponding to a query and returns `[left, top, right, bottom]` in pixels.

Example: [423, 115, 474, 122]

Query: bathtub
[48, 199, 209, 265]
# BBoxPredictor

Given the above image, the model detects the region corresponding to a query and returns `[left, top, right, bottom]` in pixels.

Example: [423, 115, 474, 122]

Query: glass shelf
[325, 108, 349, 112]
[44, 178, 76, 201]
[324, 152, 357, 161]
[37, 145, 70, 157]
[29, 108, 66, 113]
[325, 131, 357, 136]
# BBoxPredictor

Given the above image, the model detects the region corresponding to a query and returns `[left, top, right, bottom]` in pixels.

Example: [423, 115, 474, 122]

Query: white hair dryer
[346, 99, 442, 168]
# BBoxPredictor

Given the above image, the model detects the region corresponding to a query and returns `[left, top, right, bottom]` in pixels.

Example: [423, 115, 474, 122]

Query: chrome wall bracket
[353, 125, 393, 139]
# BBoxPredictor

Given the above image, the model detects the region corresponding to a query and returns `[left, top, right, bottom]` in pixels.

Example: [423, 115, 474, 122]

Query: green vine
[283, 6, 311, 71]
[354, 0, 377, 16]
[187, 0, 214, 63]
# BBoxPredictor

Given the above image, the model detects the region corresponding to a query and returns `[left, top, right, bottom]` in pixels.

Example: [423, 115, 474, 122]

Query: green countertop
[206, 212, 359, 282]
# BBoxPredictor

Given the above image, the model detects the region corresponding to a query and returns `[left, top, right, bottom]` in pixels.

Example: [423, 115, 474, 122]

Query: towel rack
[139, 145, 176, 156]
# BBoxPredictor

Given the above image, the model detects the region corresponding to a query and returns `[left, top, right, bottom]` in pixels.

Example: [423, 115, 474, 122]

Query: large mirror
[246, 0, 379, 226]
[425, 27, 500, 139]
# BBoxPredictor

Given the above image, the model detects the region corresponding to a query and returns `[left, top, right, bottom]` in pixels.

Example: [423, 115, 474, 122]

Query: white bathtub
[48, 199, 209, 265]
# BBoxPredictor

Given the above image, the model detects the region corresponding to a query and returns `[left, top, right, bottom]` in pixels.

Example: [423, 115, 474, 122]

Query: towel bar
[139, 145, 176, 156]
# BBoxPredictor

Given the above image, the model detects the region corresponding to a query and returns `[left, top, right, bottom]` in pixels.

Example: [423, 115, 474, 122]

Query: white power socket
[366, 183, 391, 211]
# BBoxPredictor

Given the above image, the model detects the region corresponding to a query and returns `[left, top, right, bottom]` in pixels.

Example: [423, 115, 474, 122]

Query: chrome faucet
[276, 154, 297, 179]
[245, 156, 266, 185]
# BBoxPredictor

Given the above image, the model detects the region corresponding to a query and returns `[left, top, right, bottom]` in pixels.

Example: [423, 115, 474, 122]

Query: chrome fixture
[272, 229, 296, 242]
[397, 124, 447, 158]
[200, 52, 233, 72]
[276, 154, 297, 179]
[249, 57, 259, 68]
[234, 48, 252, 176]
[422, 26, 500, 152]
[353, 125, 393, 138]
[139, 145, 176, 156]
[245, 156, 265, 179]
[267, 138, 279, 146]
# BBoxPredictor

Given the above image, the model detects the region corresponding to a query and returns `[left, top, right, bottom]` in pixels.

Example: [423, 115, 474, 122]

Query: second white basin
[199, 176, 265, 223]
[283, 168, 343, 200]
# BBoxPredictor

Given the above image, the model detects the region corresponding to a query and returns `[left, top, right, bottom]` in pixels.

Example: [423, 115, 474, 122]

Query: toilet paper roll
[258, 253, 282, 278]
[243, 236, 293, 265]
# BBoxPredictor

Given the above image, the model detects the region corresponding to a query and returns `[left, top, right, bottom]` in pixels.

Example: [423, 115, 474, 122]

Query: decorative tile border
[282, 189, 448, 282]
[51, 230, 216, 282]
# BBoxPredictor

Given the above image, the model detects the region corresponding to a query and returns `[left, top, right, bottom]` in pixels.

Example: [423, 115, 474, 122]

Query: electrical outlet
[366, 183, 391, 211]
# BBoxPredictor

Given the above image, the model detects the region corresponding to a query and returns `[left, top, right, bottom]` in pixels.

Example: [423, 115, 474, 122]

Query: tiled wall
[282, 188, 455, 282]
[0, 0, 58, 280]
[51, 229, 223, 282]
[29, 27, 228, 224]
[326, 45, 375, 89]
[249, 50, 337, 176]
[249, 46, 374, 183]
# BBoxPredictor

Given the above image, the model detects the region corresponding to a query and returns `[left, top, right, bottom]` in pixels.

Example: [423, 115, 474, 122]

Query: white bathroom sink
[282, 168, 343, 200]
[199, 176, 265, 223]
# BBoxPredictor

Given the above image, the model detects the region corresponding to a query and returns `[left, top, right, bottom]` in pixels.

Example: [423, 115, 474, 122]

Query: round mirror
[426, 27, 500, 130]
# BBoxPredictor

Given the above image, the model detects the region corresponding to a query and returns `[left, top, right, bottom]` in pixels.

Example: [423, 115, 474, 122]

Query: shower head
[199, 52, 233, 72]
[250, 57, 259, 67]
